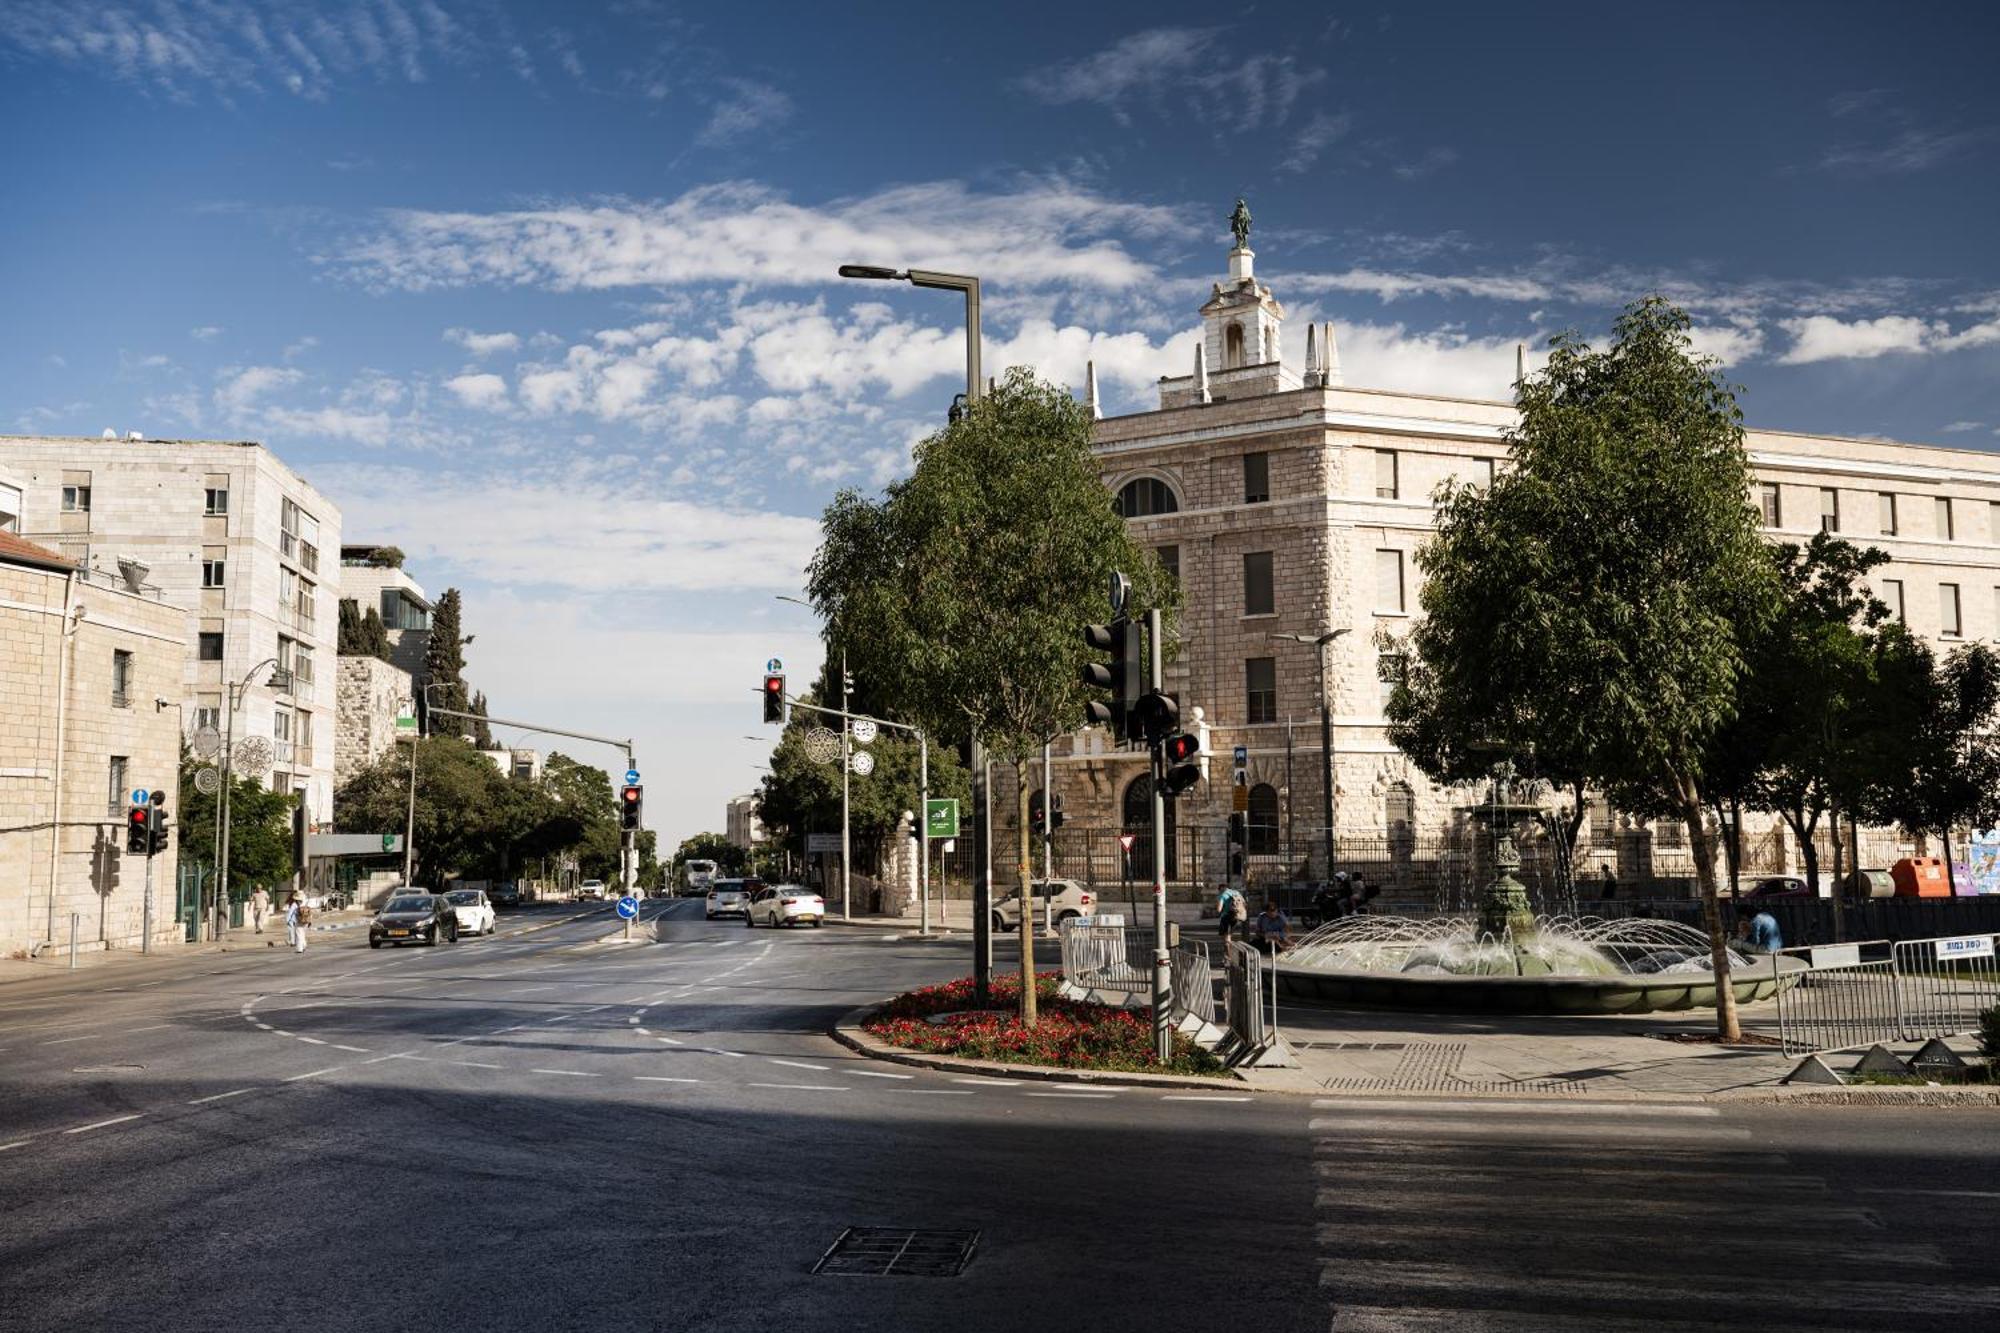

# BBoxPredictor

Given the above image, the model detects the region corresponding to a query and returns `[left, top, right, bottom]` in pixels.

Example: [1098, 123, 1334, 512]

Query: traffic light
[1131, 689, 1179, 746]
[126, 806, 149, 854]
[290, 802, 306, 867]
[1160, 732, 1202, 798]
[1049, 794, 1065, 831]
[149, 805, 170, 856]
[620, 784, 643, 831]
[1028, 790, 1046, 835]
[762, 674, 786, 724]
[1081, 617, 1142, 741]
[1228, 813, 1247, 847]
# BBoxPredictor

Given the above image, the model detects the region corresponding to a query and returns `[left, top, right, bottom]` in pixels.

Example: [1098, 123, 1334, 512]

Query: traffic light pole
[1148, 607, 1172, 1064]
[142, 848, 154, 955]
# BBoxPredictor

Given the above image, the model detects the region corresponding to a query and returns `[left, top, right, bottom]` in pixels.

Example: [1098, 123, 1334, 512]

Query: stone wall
[335, 654, 412, 788]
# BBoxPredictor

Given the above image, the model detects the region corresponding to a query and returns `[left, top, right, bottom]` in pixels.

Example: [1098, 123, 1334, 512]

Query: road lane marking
[849, 1070, 915, 1080]
[332, 1044, 371, 1053]
[901, 1089, 975, 1096]
[1025, 1092, 1114, 1099]
[635, 1076, 702, 1084]
[1162, 1095, 1253, 1102]
[295, 1036, 329, 1045]
[1309, 1098, 1718, 1117]
[766, 1059, 829, 1072]
[284, 1067, 344, 1082]
[951, 1078, 998, 1085]
[748, 1083, 848, 1092]
[39, 1034, 106, 1045]
[189, 1088, 256, 1105]
[698, 1047, 746, 1058]
[529, 1069, 600, 1077]
[0, 1140, 31, 1152]
[1856, 1188, 2000, 1199]
[63, 1114, 142, 1134]
[657, 1036, 683, 1044]
[126, 1023, 175, 1034]
[452, 1061, 504, 1069]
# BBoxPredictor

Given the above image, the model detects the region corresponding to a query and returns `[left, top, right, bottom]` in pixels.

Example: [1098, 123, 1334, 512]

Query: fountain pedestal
[1472, 761, 1541, 942]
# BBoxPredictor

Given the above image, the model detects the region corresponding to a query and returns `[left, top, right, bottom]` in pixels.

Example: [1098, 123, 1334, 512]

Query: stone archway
[1122, 772, 1178, 882]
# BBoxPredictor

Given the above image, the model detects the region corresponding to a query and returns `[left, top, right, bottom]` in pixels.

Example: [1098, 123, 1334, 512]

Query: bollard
[69, 912, 78, 970]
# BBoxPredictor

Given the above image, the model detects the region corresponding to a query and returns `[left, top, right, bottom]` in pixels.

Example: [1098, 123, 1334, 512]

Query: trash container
[1889, 857, 1950, 898]
[1844, 868, 1895, 898]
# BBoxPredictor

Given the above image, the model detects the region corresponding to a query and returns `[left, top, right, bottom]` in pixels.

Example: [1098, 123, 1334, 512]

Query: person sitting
[1251, 900, 1292, 952]
[1734, 911, 1783, 954]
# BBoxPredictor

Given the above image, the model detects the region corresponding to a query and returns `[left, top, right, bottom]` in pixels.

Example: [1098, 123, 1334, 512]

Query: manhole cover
[812, 1227, 979, 1278]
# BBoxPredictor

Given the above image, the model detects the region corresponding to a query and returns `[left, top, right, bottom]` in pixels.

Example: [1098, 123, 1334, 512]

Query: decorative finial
[1229, 197, 1252, 251]
[1322, 322, 1343, 387]
[1515, 342, 1526, 387]
[1085, 359, 1101, 419]
[1194, 341, 1211, 404]
[1304, 323, 1319, 386]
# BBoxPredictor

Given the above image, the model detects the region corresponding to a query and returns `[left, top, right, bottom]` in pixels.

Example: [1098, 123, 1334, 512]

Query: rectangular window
[1758, 483, 1781, 528]
[198, 631, 224, 661]
[204, 486, 228, 516]
[293, 644, 314, 685]
[62, 484, 91, 513]
[1991, 501, 2000, 544]
[300, 541, 318, 574]
[0, 481, 20, 532]
[1936, 496, 1954, 542]
[1245, 657, 1277, 725]
[193, 704, 221, 735]
[298, 710, 314, 751]
[1881, 579, 1904, 623]
[1375, 450, 1399, 500]
[1820, 488, 1840, 534]
[201, 557, 226, 588]
[1154, 545, 1179, 584]
[1941, 583, 1962, 638]
[108, 755, 128, 818]
[1243, 551, 1274, 615]
[273, 709, 293, 763]
[111, 650, 132, 708]
[1243, 451, 1270, 504]
[297, 578, 316, 627]
[1476, 458, 1496, 490]
[1879, 492, 1898, 536]
[278, 567, 296, 615]
[1376, 548, 1406, 614]
[1377, 652, 1403, 711]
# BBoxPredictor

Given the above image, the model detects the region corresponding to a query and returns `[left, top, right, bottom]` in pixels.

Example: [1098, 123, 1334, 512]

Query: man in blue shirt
[1252, 900, 1292, 952]
[1735, 911, 1783, 953]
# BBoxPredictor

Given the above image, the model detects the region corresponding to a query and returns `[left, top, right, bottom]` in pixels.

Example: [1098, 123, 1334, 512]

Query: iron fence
[1893, 933, 2000, 1043]
[1056, 921, 1153, 993]
[1772, 941, 1902, 1057]
[1169, 942, 1216, 1028]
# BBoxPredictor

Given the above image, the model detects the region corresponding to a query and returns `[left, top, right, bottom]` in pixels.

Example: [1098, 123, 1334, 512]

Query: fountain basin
[1275, 954, 1806, 1015]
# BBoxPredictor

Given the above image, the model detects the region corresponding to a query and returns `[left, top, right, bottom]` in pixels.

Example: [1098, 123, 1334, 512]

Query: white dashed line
[900, 1090, 975, 1096]
[38, 1034, 105, 1046]
[529, 1069, 601, 1078]
[295, 1036, 329, 1046]
[332, 1044, 371, 1053]
[766, 1059, 830, 1072]
[126, 1023, 175, 1034]
[1025, 1092, 1115, 1099]
[951, 1078, 997, 1085]
[699, 1047, 747, 1059]
[0, 1140, 31, 1152]
[1160, 1095, 1253, 1103]
[657, 1036, 683, 1045]
[748, 1083, 848, 1092]
[189, 1088, 256, 1105]
[284, 1067, 344, 1083]
[848, 1070, 915, 1080]
[635, 1076, 702, 1084]
[64, 1114, 142, 1134]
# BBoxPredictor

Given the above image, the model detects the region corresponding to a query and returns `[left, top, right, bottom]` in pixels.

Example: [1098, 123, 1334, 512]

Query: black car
[491, 881, 522, 909]
[369, 892, 459, 948]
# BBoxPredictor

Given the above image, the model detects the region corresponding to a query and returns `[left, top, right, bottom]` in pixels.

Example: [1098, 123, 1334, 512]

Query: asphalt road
[2, 898, 1997, 1332]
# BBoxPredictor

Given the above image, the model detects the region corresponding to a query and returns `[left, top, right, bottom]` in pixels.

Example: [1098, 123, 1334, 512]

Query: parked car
[705, 879, 752, 920]
[443, 888, 497, 937]
[1742, 876, 1816, 902]
[747, 884, 825, 928]
[578, 879, 607, 901]
[369, 893, 458, 948]
[491, 881, 521, 909]
[991, 878, 1097, 932]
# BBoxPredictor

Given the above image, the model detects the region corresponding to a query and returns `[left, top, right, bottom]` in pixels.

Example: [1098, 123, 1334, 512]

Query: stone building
[1, 436, 343, 829]
[1008, 233, 2000, 895]
[335, 654, 413, 788]
[725, 794, 764, 852]
[338, 544, 432, 679]
[0, 532, 187, 956]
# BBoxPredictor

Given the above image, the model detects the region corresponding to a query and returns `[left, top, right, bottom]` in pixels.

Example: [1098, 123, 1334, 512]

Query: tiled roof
[0, 530, 75, 572]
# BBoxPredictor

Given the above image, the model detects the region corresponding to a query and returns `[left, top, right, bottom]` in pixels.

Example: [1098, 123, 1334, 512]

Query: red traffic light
[764, 674, 784, 695]
[1162, 732, 1200, 764]
[621, 786, 640, 803]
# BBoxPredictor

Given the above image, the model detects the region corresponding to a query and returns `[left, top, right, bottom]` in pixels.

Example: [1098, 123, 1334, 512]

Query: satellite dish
[101, 428, 117, 440]
[191, 726, 222, 759]
[194, 766, 220, 795]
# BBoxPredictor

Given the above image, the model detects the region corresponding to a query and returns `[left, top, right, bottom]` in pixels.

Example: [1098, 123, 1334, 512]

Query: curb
[830, 1001, 1249, 1090]
[817, 917, 969, 937]
[1711, 1084, 2000, 1107]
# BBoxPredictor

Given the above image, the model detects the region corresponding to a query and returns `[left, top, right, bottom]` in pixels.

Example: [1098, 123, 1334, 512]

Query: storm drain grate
[812, 1227, 979, 1278]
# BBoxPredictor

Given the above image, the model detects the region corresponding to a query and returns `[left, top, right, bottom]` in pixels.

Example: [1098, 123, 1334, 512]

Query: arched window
[1225, 322, 1245, 369]
[1385, 782, 1415, 834]
[1115, 477, 1179, 518]
[1247, 783, 1280, 856]
[1121, 774, 1178, 881]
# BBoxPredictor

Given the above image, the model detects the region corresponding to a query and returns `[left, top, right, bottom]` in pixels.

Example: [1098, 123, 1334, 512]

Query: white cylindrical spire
[1322, 322, 1343, 387]
[1085, 359, 1101, 419]
[1194, 341, 1211, 404]
[1304, 322, 1319, 386]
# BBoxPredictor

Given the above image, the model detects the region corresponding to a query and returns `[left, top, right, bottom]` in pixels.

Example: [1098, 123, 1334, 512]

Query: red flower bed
[864, 972, 1225, 1076]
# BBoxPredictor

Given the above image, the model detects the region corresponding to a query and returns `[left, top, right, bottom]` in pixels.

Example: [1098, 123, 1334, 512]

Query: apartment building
[338, 543, 432, 679]
[1, 437, 343, 827]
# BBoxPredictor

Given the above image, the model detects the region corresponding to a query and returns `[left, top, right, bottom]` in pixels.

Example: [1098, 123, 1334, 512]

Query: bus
[683, 859, 719, 895]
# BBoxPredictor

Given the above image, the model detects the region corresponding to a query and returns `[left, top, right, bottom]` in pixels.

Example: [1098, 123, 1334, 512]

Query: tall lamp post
[1272, 629, 1349, 883]
[836, 262, 984, 980]
[216, 656, 288, 941]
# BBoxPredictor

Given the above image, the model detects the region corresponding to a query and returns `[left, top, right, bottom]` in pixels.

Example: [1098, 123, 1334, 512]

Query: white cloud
[1941, 421, 1985, 433]
[213, 364, 303, 413]
[189, 325, 223, 341]
[1685, 321, 1765, 367]
[445, 372, 509, 410]
[1017, 28, 1322, 132]
[1777, 314, 1944, 364]
[695, 78, 793, 148]
[1285, 268, 1553, 304]
[1331, 322, 1542, 401]
[1283, 111, 1352, 173]
[330, 178, 1190, 294]
[1392, 147, 1459, 181]
[445, 327, 522, 357]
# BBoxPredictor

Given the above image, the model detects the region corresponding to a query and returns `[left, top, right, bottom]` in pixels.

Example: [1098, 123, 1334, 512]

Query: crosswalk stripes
[1308, 1097, 2000, 1331]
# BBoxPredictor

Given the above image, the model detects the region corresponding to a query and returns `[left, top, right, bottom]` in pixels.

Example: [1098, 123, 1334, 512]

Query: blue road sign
[131, 788, 149, 805]
[766, 657, 782, 672]
[624, 769, 640, 784]
[1231, 746, 1247, 767]
[616, 896, 639, 920]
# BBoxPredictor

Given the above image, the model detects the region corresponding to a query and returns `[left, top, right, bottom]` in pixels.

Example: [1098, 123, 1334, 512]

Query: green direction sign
[924, 798, 960, 839]
[382, 832, 397, 853]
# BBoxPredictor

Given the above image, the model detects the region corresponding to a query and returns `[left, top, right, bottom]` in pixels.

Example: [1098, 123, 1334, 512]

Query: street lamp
[1271, 629, 1351, 884]
[216, 656, 287, 940]
[775, 593, 856, 921]
[836, 266, 982, 408]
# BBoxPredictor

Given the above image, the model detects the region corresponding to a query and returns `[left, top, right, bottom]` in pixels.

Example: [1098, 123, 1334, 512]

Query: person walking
[1216, 883, 1247, 946]
[249, 885, 270, 935]
[1599, 864, 1619, 901]
[284, 892, 311, 954]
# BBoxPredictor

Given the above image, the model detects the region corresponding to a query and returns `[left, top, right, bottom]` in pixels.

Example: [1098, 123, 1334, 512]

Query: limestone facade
[0, 436, 343, 829]
[337, 547, 432, 680]
[1017, 240, 2000, 888]
[1, 535, 188, 955]
[335, 655, 414, 788]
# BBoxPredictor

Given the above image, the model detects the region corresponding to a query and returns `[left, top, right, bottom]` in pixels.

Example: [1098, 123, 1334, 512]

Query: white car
[443, 888, 497, 937]
[992, 878, 1097, 932]
[704, 880, 752, 920]
[747, 885, 825, 928]
[578, 879, 607, 901]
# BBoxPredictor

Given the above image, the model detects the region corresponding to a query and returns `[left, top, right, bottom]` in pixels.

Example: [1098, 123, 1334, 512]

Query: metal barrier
[1772, 940, 1901, 1057]
[1220, 940, 1295, 1066]
[1169, 942, 1215, 1027]
[1057, 921, 1153, 994]
[1894, 932, 2000, 1042]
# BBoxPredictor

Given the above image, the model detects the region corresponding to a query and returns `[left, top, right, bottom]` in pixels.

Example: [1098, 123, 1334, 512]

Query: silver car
[991, 879, 1097, 932]
[705, 879, 751, 920]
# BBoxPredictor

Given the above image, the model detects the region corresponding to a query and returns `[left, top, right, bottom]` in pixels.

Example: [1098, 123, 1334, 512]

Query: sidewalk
[819, 900, 1217, 935]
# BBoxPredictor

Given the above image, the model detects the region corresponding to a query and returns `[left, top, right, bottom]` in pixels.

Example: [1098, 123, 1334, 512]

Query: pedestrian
[1599, 864, 1618, 901]
[1735, 911, 1782, 954]
[1251, 899, 1292, 953]
[284, 892, 311, 954]
[1312, 874, 1344, 925]
[1216, 883, 1246, 946]
[249, 885, 270, 934]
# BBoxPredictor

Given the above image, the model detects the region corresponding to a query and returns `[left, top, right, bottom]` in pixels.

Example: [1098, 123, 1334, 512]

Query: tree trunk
[1013, 760, 1037, 1027]
[1781, 807, 1820, 916]
[1827, 807, 1847, 942]
[1679, 774, 1740, 1042]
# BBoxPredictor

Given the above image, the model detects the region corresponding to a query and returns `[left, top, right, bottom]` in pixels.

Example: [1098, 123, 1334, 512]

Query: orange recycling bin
[1889, 856, 1951, 898]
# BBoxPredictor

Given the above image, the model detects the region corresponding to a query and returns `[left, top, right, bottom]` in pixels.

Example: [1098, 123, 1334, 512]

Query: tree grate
[812, 1227, 979, 1278]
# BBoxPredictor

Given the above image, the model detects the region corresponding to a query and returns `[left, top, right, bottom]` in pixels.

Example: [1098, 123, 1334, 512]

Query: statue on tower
[1229, 197, 1252, 250]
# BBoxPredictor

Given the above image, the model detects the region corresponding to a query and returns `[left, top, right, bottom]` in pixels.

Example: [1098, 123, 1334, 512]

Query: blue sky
[4, 1, 1998, 847]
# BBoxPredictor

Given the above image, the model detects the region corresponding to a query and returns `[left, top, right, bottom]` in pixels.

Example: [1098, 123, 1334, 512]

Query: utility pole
[1148, 607, 1172, 1063]
[403, 711, 418, 885]
[841, 647, 851, 922]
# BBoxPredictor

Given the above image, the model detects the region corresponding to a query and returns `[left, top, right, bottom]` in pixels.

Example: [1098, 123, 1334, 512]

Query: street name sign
[808, 833, 842, 853]
[307, 833, 404, 856]
[616, 896, 639, 920]
[924, 799, 960, 839]
[1936, 934, 1996, 960]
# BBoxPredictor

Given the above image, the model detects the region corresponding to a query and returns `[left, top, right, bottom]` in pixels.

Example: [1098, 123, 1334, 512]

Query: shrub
[1980, 1004, 2000, 1060]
